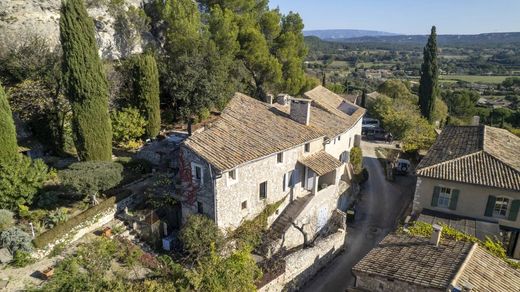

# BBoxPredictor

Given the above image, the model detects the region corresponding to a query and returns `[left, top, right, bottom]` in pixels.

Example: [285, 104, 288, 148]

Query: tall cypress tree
[418, 26, 439, 123]
[0, 83, 18, 163]
[133, 54, 161, 138]
[60, 0, 112, 161]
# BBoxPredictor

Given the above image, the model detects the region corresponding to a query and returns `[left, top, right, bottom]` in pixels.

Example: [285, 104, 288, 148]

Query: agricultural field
[439, 75, 510, 84]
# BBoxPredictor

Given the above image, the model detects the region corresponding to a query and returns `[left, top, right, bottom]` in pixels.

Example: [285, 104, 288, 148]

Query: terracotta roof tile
[416, 125, 520, 191]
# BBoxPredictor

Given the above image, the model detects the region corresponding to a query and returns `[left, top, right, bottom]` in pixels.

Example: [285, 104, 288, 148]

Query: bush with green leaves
[0, 155, 50, 211]
[0, 209, 14, 231]
[111, 107, 147, 146]
[0, 227, 33, 253]
[180, 214, 224, 260]
[350, 147, 363, 174]
[11, 250, 36, 267]
[58, 162, 123, 197]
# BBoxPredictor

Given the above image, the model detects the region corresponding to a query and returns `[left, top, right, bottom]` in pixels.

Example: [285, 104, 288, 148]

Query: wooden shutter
[508, 200, 520, 221]
[431, 186, 441, 207]
[484, 195, 497, 217]
[449, 189, 459, 210]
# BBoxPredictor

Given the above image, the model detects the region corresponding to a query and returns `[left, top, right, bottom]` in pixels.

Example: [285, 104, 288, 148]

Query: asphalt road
[301, 140, 416, 292]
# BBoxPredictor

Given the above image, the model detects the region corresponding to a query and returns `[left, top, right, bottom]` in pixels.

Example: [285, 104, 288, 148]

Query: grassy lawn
[439, 75, 509, 84]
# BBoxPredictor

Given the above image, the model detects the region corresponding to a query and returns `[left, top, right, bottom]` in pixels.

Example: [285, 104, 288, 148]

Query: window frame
[437, 187, 452, 208]
[197, 202, 203, 214]
[191, 163, 204, 184]
[304, 143, 310, 153]
[241, 200, 248, 210]
[493, 197, 510, 218]
[277, 152, 284, 164]
[259, 181, 267, 200]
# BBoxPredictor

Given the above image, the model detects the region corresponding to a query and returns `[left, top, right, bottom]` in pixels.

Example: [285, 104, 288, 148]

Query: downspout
[208, 161, 218, 225]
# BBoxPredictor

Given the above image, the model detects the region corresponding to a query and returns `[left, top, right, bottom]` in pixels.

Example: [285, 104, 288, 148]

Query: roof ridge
[449, 243, 478, 289]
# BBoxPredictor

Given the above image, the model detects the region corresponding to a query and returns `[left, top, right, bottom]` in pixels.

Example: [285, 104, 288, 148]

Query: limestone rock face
[0, 0, 149, 59]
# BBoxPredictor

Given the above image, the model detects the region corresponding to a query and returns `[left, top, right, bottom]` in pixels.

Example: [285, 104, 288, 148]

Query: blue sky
[268, 0, 520, 34]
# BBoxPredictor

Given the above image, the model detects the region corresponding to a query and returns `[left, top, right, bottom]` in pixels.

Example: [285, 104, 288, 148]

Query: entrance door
[306, 169, 315, 191]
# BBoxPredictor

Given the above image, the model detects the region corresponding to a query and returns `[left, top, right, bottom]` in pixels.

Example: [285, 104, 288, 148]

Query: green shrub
[118, 158, 153, 175]
[111, 107, 147, 145]
[0, 209, 14, 231]
[33, 190, 132, 249]
[0, 227, 33, 253]
[350, 147, 363, 174]
[180, 215, 224, 259]
[59, 162, 123, 197]
[11, 250, 35, 267]
[0, 155, 50, 211]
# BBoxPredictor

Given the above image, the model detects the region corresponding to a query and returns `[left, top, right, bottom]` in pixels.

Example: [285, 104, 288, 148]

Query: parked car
[363, 127, 388, 141]
[362, 117, 380, 128]
[394, 159, 411, 175]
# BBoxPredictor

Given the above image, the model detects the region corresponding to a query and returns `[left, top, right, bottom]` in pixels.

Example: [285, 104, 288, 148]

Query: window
[338, 135, 341, 141]
[259, 181, 267, 200]
[192, 163, 203, 184]
[288, 170, 294, 187]
[493, 197, 510, 217]
[437, 187, 452, 208]
[333, 138, 336, 145]
[197, 202, 203, 214]
[229, 169, 237, 180]
[277, 152, 284, 163]
[241, 201, 247, 210]
[304, 143, 310, 152]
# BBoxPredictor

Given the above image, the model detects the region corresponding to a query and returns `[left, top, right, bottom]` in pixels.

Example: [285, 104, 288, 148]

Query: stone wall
[259, 228, 346, 292]
[354, 271, 443, 292]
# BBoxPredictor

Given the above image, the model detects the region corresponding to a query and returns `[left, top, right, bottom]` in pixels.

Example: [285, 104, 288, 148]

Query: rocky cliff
[0, 0, 149, 59]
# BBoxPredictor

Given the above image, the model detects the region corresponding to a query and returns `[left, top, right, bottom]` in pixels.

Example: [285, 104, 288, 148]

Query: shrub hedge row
[33, 190, 133, 249]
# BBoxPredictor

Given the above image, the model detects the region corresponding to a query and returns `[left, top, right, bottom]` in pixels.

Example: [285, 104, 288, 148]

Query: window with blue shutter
[431, 186, 441, 207]
[449, 189, 459, 210]
[484, 195, 497, 217]
[508, 200, 520, 221]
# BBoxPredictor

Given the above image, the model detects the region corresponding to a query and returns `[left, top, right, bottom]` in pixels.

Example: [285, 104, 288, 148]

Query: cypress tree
[0, 83, 18, 163]
[133, 54, 161, 138]
[361, 89, 367, 108]
[60, 0, 112, 161]
[418, 26, 440, 123]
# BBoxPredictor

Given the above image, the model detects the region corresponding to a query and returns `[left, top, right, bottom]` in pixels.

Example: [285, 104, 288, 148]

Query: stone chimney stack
[471, 116, 480, 126]
[290, 98, 311, 126]
[430, 224, 443, 247]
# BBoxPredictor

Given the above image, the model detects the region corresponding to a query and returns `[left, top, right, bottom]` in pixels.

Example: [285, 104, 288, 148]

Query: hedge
[33, 190, 132, 249]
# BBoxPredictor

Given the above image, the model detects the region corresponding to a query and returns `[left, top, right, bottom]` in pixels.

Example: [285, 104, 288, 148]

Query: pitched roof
[183, 93, 324, 172]
[184, 87, 365, 172]
[454, 245, 520, 291]
[304, 85, 365, 121]
[353, 233, 473, 289]
[416, 125, 520, 191]
[353, 232, 520, 291]
[298, 151, 342, 176]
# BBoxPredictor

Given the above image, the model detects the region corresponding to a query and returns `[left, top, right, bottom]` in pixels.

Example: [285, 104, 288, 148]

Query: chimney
[471, 116, 480, 126]
[277, 94, 289, 106]
[290, 98, 311, 126]
[265, 94, 274, 105]
[430, 224, 443, 247]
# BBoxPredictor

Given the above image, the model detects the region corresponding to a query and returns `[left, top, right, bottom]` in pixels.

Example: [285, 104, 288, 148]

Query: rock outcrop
[0, 0, 149, 59]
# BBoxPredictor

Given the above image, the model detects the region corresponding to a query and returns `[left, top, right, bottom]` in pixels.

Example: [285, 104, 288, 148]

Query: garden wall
[258, 228, 346, 292]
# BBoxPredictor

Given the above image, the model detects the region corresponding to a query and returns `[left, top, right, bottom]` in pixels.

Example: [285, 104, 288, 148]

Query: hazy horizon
[269, 0, 520, 35]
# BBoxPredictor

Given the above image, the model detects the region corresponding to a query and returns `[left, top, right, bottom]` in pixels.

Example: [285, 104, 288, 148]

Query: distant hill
[329, 32, 520, 46]
[304, 29, 397, 40]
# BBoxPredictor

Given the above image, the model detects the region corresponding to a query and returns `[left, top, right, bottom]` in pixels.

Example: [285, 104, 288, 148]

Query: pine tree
[0, 83, 18, 163]
[133, 54, 161, 138]
[60, 0, 112, 161]
[418, 26, 439, 123]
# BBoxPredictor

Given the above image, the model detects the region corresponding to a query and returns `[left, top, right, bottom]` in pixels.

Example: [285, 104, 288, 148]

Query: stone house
[412, 125, 520, 259]
[178, 86, 364, 245]
[352, 231, 520, 292]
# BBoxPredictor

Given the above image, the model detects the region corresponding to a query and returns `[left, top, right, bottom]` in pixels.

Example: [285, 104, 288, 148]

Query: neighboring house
[413, 125, 520, 259]
[352, 231, 520, 292]
[178, 85, 365, 238]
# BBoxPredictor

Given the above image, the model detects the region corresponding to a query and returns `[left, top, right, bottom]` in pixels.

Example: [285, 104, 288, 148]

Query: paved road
[301, 140, 416, 292]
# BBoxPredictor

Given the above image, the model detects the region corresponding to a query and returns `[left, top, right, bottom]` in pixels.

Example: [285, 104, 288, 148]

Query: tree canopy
[0, 82, 18, 163]
[418, 26, 440, 123]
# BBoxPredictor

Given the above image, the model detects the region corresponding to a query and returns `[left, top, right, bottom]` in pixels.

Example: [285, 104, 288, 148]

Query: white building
[178, 86, 365, 248]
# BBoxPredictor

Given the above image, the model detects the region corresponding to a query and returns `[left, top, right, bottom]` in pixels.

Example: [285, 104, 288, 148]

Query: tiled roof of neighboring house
[455, 245, 520, 291]
[353, 232, 520, 291]
[416, 125, 520, 191]
[303, 85, 365, 122]
[353, 233, 473, 289]
[184, 87, 365, 172]
[298, 151, 342, 176]
[341, 94, 359, 105]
